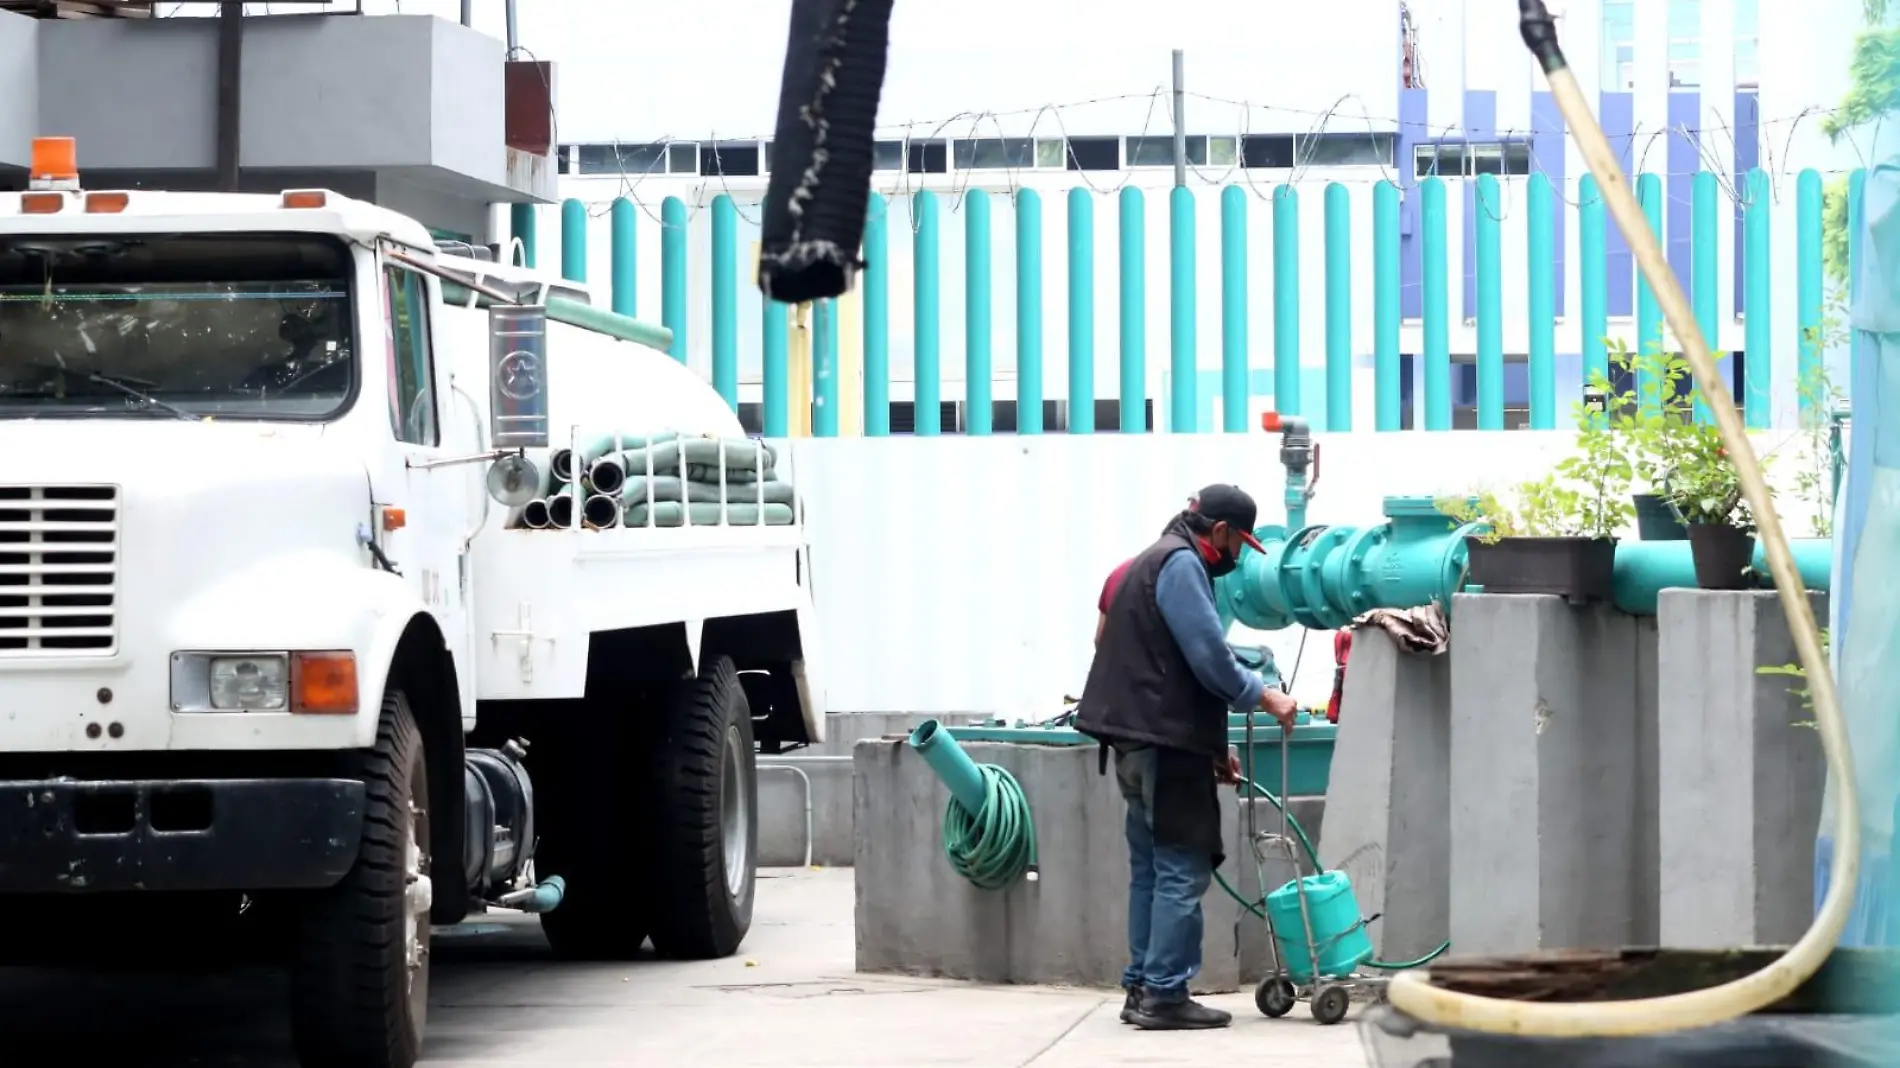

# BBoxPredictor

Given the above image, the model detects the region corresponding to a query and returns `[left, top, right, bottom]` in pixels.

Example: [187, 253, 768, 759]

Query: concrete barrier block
[1657, 590, 1827, 948]
[759, 713, 935, 866]
[1447, 594, 1657, 955]
[1316, 627, 1452, 964]
[852, 737, 1251, 992]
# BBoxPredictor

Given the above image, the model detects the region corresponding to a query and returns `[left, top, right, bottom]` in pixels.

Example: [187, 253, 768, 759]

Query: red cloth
[1326, 630, 1352, 723]
[1098, 558, 1134, 613]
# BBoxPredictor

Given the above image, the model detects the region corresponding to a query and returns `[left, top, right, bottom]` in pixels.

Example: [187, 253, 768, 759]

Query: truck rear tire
[646, 655, 758, 960]
[289, 690, 432, 1068]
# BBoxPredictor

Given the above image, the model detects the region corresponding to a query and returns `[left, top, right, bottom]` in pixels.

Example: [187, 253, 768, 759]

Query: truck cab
[0, 138, 823, 1068]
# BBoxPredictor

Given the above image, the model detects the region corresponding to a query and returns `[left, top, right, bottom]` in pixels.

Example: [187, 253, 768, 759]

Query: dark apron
[1102, 741, 1224, 869]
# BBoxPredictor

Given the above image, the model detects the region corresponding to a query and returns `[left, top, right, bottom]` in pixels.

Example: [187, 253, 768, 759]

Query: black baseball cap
[1189, 484, 1267, 554]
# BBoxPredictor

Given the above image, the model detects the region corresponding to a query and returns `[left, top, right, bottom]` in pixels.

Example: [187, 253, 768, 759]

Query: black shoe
[1119, 986, 1140, 1023]
[1131, 995, 1233, 1030]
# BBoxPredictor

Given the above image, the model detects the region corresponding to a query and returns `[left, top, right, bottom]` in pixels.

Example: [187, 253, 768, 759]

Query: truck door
[379, 255, 474, 718]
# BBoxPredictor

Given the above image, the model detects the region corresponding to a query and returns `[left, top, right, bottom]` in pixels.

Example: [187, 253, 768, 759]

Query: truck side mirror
[488, 303, 549, 450]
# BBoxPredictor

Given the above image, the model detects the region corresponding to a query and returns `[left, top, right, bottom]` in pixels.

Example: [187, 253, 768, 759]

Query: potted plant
[1662, 423, 1763, 590]
[1601, 340, 1699, 542]
[1438, 416, 1633, 603]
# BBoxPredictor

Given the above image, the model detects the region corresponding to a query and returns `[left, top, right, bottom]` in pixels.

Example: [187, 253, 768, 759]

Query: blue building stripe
[1666, 91, 1699, 301]
[1461, 90, 1497, 322]
[1398, 88, 1429, 320]
[1599, 92, 1635, 319]
[1734, 90, 1760, 315]
[1530, 90, 1567, 319]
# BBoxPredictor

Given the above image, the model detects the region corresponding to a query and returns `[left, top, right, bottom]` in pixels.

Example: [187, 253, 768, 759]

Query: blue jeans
[1115, 746, 1212, 1002]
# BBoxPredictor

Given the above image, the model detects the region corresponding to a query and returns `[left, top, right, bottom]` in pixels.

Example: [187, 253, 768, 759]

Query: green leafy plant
[1757, 628, 1832, 729]
[1794, 305, 1851, 537]
[1661, 423, 1756, 531]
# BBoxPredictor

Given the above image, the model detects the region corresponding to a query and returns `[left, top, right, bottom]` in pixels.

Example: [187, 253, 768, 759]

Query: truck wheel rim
[404, 796, 433, 994]
[721, 723, 752, 899]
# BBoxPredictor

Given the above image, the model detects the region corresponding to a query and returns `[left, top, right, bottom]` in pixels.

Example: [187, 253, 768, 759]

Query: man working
[1076, 485, 1301, 1031]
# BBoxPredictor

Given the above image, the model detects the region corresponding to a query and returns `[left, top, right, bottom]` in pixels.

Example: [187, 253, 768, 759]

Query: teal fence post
[510, 203, 537, 268]
[609, 197, 636, 317]
[1170, 186, 1197, 432]
[1691, 171, 1719, 425]
[1373, 180, 1401, 431]
[1526, 174, 1556, 429]
[1744, 167, 1771, 429]
[710, 195, 738, 409]
[762, 300, 789, 437]
[1017, 190, 1044, 434]
[1119, 187, 1147, 432]
[1796, 168, 1824, 424]
[1273, 185, 1301, 416]
[1579, 174, 1608, 422]
[1474, 174, 1504, 430]
[813, 299, 839, 437]
[661, 196, 687, 362]
[560, 198, 587, 282]
[1636, 173, 1664, 414]
[863, 192, 891, 436]
[1068, 189, 1096, 433]
[1324, 182, 1352, 431]
[914, 191, 943, 436]
[1421, 177, 1450, 431]
[966, 190, 994, 436]
[1220, 185, 1249, 433]
[1851, 168, 1866, 391]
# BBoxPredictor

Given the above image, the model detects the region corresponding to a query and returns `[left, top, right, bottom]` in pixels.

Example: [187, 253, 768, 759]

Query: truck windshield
[0, 233, 355, 420]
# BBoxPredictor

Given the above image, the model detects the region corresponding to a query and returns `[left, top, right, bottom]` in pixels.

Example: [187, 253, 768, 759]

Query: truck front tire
[290, 690, 432, 1068]
[646, 655, 758, 960]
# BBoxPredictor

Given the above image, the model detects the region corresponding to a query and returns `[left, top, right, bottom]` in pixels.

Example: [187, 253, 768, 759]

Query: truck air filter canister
[757, 0, 894, 303]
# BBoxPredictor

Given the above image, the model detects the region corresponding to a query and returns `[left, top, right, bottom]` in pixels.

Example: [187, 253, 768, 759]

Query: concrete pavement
[0, 868, 1378, 1066]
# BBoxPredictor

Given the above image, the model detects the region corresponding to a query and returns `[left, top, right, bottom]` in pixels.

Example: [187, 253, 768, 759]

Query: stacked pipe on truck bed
[512, 431, 799, 530]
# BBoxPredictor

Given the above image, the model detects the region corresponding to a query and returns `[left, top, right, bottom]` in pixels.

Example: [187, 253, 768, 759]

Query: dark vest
[1075, 523, 1229, 759]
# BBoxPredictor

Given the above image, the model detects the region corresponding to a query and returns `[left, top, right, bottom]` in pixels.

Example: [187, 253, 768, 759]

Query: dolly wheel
[1312, 984, 1351, 1025]
[1255, 976, 1296, 1018]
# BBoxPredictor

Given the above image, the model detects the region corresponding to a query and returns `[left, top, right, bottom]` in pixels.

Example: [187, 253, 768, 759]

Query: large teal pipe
[711, 195, 738, 408]
[966, 189, 993, 436]
[908, 719, 989, 816]
[510, 203, 537, 268]
[1221, 185, 1249, 433]
[1636, 174, 1664, 414]
[762, 300, 789, 437]
[1068, 189, 1096, 433]
[609, 197, 636, 317]
[915, 191, 943, 436]
[864, 192, 891, 436]
[1273, 185, 1301, 416]
[1169, 186, 1197, 432]
[1797, 168, 1824, 423]
[1420, 178, 1450, 431]
[1118, 187, 1146, 433]
[1474, 174, 1504, 431]
[1017, 189, 1044, 434]
[1744, 168, 1771, 428]
[1579, 175, 1608, 409]
[1691, 173, 1718, 425]
[1526, 175, 1556, 430]
[1612, 539, 1833, 615]
[1373, 180, 1401, 432]
[661, 196, 687, 362]
[1324, 182, 1351, 431]
[813, 299, 839, 437]
[560, 198, 587, 283]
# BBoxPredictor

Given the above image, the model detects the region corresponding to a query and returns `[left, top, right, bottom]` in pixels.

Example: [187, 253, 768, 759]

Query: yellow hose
[1385, 2, 1861, 1037]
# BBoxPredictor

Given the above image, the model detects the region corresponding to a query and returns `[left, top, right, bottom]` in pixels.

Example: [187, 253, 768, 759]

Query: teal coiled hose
[940, 763, 1039, 890]
[1218, 775, 1450, 972]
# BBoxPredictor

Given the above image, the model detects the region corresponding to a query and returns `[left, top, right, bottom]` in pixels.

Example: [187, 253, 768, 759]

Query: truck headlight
[209, 655, 290, 711]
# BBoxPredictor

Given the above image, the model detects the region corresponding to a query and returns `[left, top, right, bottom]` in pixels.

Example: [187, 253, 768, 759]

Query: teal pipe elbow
[1611, 539, 1832, 614]
[909, 719, 989, 816]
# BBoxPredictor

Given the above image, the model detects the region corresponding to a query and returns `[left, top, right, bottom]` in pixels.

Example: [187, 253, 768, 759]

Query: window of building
[1296, 133, 1394, 167]
[700, 142, 761, 177]
[1123, 135, 1238, 168]
[1242, 135, 1295, 169]
[383, 265, 437, 446]
[1412, 141, 1533, 178]
[1066, 137, 1121, 170]
[953, 138, 1035, 170]
[907, 141, 949, 174]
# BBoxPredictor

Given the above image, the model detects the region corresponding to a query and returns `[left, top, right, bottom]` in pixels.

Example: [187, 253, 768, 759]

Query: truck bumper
[0, 778, 366, 894]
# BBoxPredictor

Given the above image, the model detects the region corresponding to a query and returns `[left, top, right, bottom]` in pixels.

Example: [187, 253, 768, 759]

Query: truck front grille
[0, 486, 119, 656]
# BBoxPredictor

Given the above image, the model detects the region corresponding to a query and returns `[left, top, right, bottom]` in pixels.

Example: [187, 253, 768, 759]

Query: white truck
[0, 138, 825, 1067]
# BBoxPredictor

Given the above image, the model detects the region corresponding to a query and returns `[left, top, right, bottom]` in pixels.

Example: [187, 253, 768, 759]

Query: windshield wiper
[21, 364, 197, 421]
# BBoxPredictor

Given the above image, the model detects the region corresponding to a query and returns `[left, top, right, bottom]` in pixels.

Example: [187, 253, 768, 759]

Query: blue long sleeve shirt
[1153, 549, 1266, 714]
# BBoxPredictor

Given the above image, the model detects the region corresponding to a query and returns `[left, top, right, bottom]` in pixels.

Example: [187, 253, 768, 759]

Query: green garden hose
[940, 763, 1039, 890]
[1221, 775, 1450, 971]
